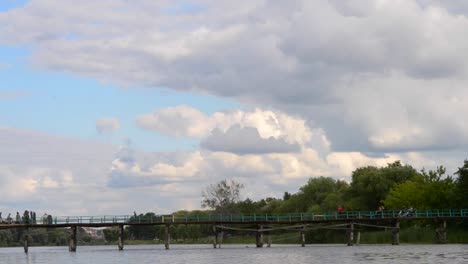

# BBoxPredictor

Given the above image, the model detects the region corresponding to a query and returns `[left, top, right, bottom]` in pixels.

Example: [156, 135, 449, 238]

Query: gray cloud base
[201, 125, 300, 154]
[2, 1, 468, 152]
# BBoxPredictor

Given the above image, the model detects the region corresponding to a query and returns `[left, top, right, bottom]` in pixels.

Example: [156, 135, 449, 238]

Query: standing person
[42, 213, 48, 224]
[337, 205, 344, 218]
[6, 213, 12, 224]
[378, 205, 385, 218]
[23, 210, 30, 224]
[15, 212, 20, 223]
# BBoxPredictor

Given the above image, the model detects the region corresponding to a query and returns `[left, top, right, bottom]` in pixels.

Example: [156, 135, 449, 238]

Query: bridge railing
[13, 209, 468, 225]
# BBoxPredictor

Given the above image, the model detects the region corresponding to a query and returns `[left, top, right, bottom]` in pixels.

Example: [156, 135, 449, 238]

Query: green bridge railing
[9, 209, 468, 225]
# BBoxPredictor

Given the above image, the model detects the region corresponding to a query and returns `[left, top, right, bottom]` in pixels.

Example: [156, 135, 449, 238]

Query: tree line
[120, 160, 468, 243]
[200, 160, 468, 214]
[1, 160, 467, 246]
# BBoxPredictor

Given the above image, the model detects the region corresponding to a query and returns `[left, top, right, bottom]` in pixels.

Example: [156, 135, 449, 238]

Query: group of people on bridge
[0, 210, 53, 225]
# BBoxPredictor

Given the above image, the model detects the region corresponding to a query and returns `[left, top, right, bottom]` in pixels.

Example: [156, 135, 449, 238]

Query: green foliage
[103, 227, 120, 242]
[127, 212, 159, 240]
[385, 166, 456, 209]
[0, 230, 15, 247]
[277, 177, 348, 213]
[455, 160, 468, 207]
[347, 161, 419, 210]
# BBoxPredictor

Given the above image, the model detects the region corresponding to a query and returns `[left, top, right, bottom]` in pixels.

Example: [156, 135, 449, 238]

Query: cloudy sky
[1, 0, 467, 216]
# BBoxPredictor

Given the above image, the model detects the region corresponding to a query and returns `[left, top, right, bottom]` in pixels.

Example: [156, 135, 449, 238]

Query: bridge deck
[0, 209, 466, 229]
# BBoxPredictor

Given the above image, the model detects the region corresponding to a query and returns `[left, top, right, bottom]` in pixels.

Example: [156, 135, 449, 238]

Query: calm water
[1, 244, 468, 264]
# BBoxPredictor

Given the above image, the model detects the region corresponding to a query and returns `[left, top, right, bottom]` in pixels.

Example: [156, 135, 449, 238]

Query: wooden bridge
[1, 209, 466, 253]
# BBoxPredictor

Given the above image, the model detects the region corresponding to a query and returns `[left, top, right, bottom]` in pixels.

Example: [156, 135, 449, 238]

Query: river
[1, 244, 467, 264]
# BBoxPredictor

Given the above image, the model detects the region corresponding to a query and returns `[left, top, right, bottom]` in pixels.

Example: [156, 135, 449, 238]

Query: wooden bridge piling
[23, 228, 29, 254]
[347, 223, 354, 246]
[212, 225, 218, 248]
[69, 226, 77, 252]
[266, 231, 271, 247]
[118, 224, 124, 250]
[255, 225, 264, 248]
[392, 220, 400, 245]
[164, 224, 170, 250]
[436, 220, 447, 244]
[300, 225, 305, 247]
[218, 230, 223, 248]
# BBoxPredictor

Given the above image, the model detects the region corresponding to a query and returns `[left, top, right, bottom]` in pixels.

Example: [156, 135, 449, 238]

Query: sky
[1, 0, 468, 216]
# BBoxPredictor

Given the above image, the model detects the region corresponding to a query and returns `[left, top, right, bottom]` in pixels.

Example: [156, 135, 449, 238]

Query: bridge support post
[392, 220, 400, 245]
[218, 230, 223, 248]
[256, 225, 264, 248]
[347, 223, 354, 246]
[301, 226, 306, 247]
[266, 231, 271, 247]
[212, 225, 218, 248]
[118, 224, 124, 250]
[164, 224, 170, 250]
[23, 228, 29, 254]
[435, 220, 447, 244]
[69, 226, 77, 252]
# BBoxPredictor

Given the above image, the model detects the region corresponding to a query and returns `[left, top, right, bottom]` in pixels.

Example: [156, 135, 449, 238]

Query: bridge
[1, 209, 466, 253]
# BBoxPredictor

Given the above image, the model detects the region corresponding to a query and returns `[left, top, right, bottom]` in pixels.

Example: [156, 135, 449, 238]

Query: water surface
[1, 244, 467, 264]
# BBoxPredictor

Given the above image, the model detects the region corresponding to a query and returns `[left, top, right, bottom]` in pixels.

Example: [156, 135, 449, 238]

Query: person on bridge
[42, 213, 48, 224]
[23, 210, 30, 224]
[15, 212, 20, 223]
[406, 207, 415, 217]
[337, 205, 344, 218]
[31, 211, 36, 224]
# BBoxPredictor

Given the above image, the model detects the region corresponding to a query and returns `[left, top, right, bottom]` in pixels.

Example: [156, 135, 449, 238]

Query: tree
[276, 177, 348, 213]
[455, 159, 468, 207]
[385, 166, 456, 209]
[127, 212, 158, 240]
[346, 161, 418, 210]
[201, 179, 244, 213]
[103, 227, 120, 242]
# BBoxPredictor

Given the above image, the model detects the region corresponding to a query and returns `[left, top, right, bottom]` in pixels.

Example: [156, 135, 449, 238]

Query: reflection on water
[0, 244, 467, 264]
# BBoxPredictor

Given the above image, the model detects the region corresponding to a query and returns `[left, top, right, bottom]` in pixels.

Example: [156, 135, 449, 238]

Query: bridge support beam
[301, 226, 306, 247]
[256, 225, 264, 248]
[118, 224, 124, 250]
[164, 224, 170, 250]
[347, 223, 354, 246]
[435, 220, 447, 244]
[69, 226, 77, 252]
[392, 220, 400, 245]
[23, 228, 29, 254]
